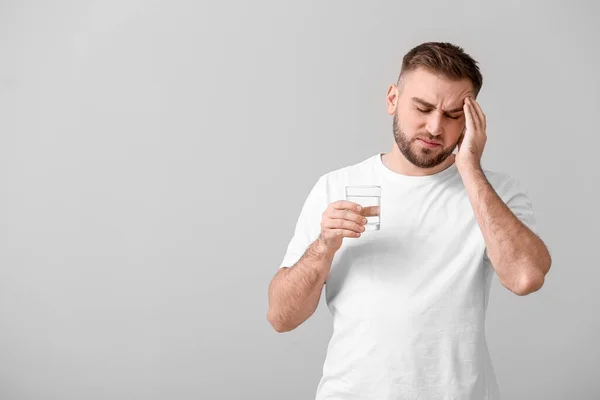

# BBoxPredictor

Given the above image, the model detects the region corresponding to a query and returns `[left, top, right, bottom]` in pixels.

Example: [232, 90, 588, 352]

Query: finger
[464, 102, 476, 134]
[321, 226, 363, 240]
[467, 101, 482, 132]
[331, 200, 362, 212]
[324, 229, 361, 239]
[467, 98, 484, 132]
[331, 209, 366, 225]
[360, 205, 380, 217]
[323, 217, 365, 233]
[468, 97, 486, 130]
[320, 229, 360, 242]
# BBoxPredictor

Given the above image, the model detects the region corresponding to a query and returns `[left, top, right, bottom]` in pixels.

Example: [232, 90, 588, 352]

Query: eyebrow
[411, 97, 464, 114]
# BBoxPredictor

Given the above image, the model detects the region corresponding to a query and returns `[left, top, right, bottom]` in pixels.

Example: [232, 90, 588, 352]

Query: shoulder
[292, 154, 380, 222]
[302, 154, 380, 205]
[318, 154, 381, 187]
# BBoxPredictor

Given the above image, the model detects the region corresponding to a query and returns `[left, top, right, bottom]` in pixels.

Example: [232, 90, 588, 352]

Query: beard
[393, 113, 457, 169]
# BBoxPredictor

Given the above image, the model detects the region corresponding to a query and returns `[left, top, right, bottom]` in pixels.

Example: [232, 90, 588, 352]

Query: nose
[425, 111, 444, 136]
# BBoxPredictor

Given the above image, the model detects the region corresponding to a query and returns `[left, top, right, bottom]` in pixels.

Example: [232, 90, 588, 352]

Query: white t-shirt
[279, 153, 538, 400]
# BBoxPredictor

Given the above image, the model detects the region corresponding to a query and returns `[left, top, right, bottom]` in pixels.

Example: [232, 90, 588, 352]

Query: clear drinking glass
[345, 185, 381, 231]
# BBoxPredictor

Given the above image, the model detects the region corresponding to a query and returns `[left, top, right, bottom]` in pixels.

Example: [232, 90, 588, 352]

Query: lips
[417, 139, 442, 147]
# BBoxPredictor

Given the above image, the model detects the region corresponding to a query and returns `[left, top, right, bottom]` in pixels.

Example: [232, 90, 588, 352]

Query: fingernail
[362, 218, 367, 224]
[356, 205, 361, 211]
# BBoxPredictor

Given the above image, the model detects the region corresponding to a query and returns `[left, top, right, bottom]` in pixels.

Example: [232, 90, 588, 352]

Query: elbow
[503, 250, 552, 296]
[512, 270, 546, 296]
[267, 310, 294, 333]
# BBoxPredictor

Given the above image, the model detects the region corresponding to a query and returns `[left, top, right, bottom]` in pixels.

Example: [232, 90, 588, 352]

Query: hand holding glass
[345, 186, 381, 231]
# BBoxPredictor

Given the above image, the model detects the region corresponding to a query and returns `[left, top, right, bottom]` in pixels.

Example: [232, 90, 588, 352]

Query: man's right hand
[267, 200, 368, 332]
[318, 200, 368, 252]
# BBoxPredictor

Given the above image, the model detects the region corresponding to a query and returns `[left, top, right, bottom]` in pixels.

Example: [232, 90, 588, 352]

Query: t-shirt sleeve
[501, 177, 539, 236]
[278, 175, 329, 269]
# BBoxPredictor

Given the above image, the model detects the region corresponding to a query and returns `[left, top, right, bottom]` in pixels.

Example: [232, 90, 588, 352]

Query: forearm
[267, 238, 335, 332]
[461, 165, 551, 295]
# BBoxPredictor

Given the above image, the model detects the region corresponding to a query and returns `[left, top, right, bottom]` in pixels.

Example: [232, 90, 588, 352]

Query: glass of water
[345, 185, 381, 231]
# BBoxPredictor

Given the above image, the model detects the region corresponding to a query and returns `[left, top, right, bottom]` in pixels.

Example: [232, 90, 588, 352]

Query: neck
[381, 144, 456, 177]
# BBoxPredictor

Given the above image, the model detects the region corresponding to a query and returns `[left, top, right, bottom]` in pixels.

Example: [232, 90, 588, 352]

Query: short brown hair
[398, 42, 483, 96]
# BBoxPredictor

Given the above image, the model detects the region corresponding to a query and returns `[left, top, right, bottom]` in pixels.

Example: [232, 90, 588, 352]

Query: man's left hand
[455, 97, 487, 171]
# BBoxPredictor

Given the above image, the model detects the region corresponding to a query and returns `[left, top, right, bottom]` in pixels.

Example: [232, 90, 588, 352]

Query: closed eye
[417, 107, 461, 120]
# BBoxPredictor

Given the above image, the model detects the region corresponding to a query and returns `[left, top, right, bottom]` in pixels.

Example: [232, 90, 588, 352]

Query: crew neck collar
[375, 152, 458, 183]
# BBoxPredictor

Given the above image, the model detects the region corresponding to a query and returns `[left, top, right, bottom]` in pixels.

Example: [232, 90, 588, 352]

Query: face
[387, 68, 474, 169]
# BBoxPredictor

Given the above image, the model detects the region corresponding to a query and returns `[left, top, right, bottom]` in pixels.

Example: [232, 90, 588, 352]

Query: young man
[267, 42, 551, 400]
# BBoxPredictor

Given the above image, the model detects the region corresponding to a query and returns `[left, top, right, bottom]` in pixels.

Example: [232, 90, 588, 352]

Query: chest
[326, 186, 487, 311]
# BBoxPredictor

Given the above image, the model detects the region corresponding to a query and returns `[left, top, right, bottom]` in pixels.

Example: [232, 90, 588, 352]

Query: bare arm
[267, 238, 335, 332]
[267, 200, 367, 332]
[456, 97, 551, 296]
[461, 165, 551, 295]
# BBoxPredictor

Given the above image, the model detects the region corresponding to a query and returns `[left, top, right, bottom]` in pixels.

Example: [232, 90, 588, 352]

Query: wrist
[459, 162, 489, 195]
[456, 159, 483, 175]
[313, 235, 338, 260]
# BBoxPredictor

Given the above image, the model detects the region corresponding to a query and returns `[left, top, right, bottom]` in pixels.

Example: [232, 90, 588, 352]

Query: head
[386, 42, 483, 169]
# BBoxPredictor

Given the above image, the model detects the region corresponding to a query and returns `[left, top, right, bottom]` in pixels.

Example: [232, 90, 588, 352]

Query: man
[267, 42, 551, 399]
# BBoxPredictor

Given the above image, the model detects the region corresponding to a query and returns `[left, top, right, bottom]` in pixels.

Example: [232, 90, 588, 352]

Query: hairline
[396, 67, 479, 98]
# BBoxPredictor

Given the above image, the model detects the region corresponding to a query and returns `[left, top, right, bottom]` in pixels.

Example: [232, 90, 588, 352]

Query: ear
[386, 84, 398, 116]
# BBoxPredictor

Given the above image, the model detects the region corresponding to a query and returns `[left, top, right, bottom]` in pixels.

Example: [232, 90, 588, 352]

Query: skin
[267, 67, 552, 333]
[384, 67, 471, 175]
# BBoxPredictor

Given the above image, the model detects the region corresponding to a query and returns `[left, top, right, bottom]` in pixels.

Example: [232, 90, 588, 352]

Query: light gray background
[1, 1, 598, 399]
